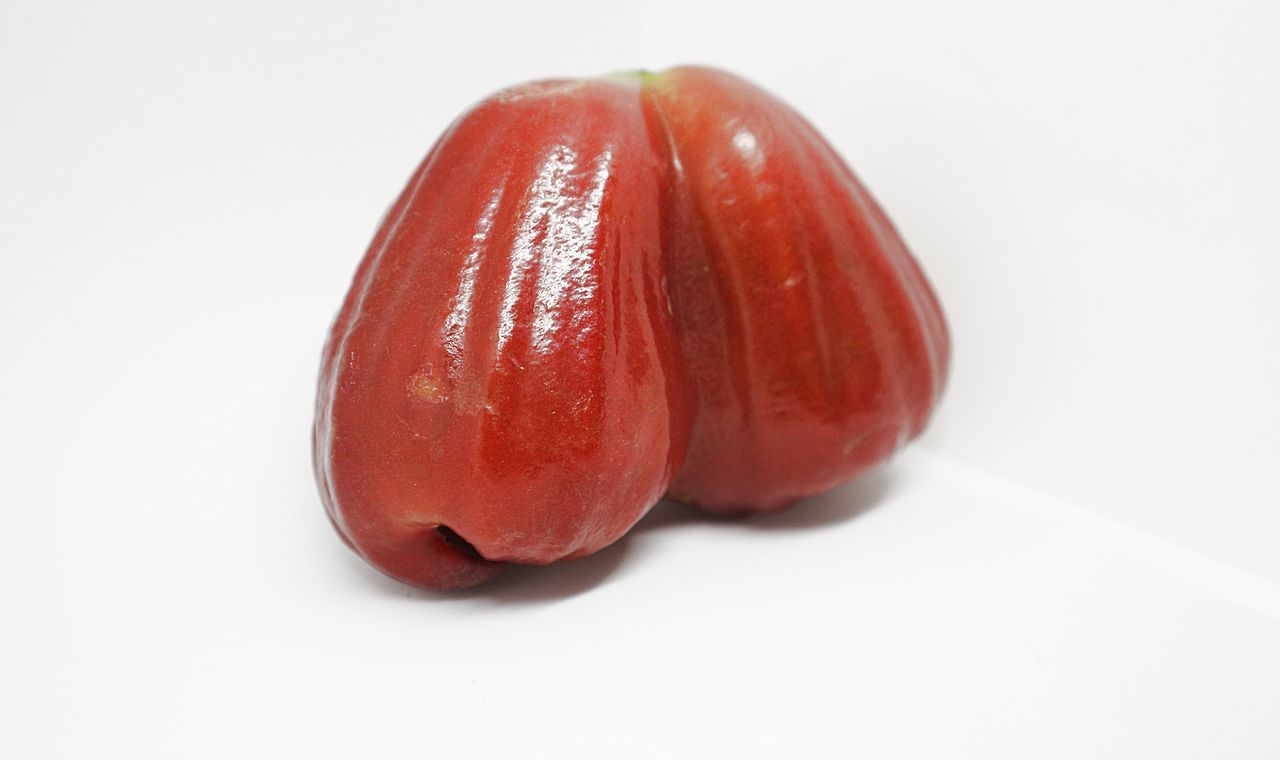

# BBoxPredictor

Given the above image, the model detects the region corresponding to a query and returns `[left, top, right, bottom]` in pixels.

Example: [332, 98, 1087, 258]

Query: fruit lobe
[645, 67, 949, 513]
[314, 79, 687, 589]
[314, 67, 949, 589]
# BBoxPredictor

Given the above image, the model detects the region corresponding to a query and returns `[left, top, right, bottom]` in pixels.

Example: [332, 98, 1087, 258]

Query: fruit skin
[644, 67, 949, 513]
[314, 66, 948, 589]
[314, 78, 688, 589]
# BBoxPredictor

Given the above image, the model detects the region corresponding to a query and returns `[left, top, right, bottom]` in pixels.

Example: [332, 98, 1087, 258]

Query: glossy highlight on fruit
[313, 66, 949, 590]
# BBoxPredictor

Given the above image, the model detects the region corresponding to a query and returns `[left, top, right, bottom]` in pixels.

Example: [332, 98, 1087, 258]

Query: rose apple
[314, 67, 949, 589]
[645, 68, 949, 513]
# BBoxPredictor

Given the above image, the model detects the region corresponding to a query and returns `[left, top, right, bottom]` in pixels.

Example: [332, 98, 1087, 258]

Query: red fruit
[314, 79, 688, 589]
[314, 67, 948, 589]
[646, 67, 949, 513]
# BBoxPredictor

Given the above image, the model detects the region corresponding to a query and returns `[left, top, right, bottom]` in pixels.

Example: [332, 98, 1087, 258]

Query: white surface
[4, 1, 1279, 757]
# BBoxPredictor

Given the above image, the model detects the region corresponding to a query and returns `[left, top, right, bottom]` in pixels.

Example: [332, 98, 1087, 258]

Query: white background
[4, 0, 1279, 757]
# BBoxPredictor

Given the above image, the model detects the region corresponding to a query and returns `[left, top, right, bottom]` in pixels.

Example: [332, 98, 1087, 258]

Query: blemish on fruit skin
[493, 80, 587, 103]
[407, 368, 448, 404]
